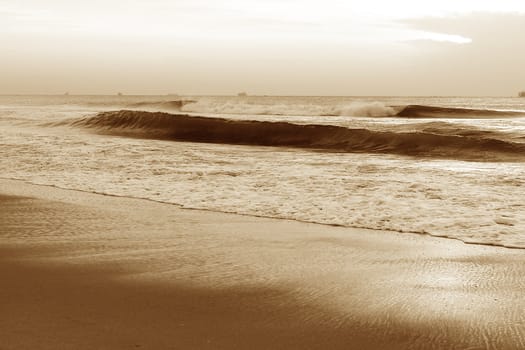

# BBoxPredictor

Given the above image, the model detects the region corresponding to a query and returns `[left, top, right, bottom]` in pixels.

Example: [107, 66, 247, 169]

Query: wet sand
[1, 179, 524, 349]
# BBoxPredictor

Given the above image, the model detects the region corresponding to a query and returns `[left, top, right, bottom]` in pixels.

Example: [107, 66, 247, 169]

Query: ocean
[1, 95, 525, 248]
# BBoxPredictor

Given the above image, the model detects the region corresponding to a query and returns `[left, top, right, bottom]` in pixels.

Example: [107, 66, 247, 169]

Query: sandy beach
[1, 178, 524, 349]
[3, 0, 525, 348]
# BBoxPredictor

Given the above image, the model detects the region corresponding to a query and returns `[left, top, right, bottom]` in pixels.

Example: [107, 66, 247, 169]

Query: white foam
[181, 99, 396, 117]
[336, 102, 396, 117]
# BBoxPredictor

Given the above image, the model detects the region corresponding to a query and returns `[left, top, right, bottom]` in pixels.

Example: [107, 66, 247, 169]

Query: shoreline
[3, 177, 520, 250]
[1, 179, 524, 349]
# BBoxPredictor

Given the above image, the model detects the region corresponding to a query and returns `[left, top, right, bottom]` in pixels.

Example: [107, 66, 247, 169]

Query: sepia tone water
[1, 95, 525, 248]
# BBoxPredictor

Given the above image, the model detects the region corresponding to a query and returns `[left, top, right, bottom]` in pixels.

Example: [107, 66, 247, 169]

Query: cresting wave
[68, 110, 525, 161]
[127, 100, 196, 110]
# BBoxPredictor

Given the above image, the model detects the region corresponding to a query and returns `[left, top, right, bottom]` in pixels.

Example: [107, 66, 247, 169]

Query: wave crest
[126, 100, 195, 111]
[336, 102, 396, 117]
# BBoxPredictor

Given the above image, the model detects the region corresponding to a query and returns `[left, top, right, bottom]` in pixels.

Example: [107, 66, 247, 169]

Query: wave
[67, 110, 525, 161]
[126, 99, 196, 111]
[180, 100, 398, 117]
[395, 105, 525, 118]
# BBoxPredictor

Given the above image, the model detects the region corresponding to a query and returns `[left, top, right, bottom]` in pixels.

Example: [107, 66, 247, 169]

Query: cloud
[401, 12, 525, 45]
[394, 12, 525, 95]
[406, 31, 472, 44]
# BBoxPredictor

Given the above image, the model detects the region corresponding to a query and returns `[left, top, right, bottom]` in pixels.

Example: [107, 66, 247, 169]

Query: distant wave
[126, 100, 195, 111]
[67, 110, 525, 161]
[125, 99, 525, 119]
[395, 105, 525, 118]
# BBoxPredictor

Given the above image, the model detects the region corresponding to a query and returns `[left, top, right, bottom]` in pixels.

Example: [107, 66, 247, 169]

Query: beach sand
[1, 179, 524, 349]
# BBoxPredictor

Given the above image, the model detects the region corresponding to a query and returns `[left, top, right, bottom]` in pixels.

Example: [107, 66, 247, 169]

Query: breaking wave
[67, 110, 525, 161]
[180, 100, 398, 117]
[126, 99, 196, 111]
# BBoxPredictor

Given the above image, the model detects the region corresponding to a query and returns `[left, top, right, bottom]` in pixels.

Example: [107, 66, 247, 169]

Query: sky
[1, 0, 525, 95]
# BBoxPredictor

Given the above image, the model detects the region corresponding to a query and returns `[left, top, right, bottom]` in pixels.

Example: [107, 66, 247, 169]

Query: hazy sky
[1, 0, 525, 95]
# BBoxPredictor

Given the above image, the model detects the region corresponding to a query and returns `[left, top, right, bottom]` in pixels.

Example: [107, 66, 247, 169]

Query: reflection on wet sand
[1, 180, 524, 349]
